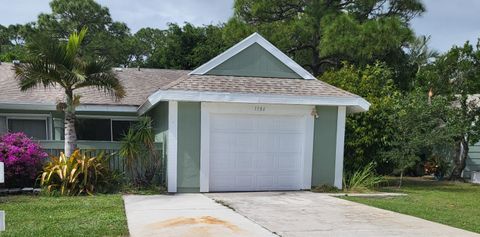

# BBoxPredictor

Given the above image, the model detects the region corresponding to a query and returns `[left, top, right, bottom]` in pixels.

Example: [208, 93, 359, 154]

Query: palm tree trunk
[64, 92, 77, 157]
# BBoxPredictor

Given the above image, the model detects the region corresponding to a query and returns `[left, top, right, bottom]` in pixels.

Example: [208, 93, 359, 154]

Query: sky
[0, 0, 478, 52]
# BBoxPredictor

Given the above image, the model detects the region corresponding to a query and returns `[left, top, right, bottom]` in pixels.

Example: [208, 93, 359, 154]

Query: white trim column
[334, 106, 347, 189]
[199, 103, 210, 192]
[302, 114, 314, 189]
[167, 101, 178, 193]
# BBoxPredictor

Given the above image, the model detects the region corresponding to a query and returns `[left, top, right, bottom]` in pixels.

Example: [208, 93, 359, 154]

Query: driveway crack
[206, 194, 281, 237]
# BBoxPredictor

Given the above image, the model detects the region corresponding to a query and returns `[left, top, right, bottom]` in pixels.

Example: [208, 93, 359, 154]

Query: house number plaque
[254, 106, 266, 112]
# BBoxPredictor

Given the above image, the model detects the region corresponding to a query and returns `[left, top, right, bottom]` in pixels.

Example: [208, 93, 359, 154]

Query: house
[0, 33, 369, 192]
[466, 144, 480, 179]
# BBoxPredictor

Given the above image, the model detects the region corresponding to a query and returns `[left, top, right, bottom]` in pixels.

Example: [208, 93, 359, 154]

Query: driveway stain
[148, 216, 242, 234]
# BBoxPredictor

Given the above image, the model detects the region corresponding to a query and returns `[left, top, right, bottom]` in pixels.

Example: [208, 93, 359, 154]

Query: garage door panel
[277, 153, 302, 169]
[257, 134, 275, 152]
[211, 115, 233, 130]
[236, 134, 258, 152]
[255, 116, 276, 130]
[235, 153, 255, 170]
[210, 152, 235, 171]
[276, 133, 304, 152]
[209, 112, 306, 192]
[257, 176, 275, 188]
[235, 176, 254, 187]
[210, 175, 235, 188]
[210, 133, 235, 152]
[275, 116, 305, 131]
[235, 116, 256, 130]
[254, 153, 275, 169]
[277, 176, 300, 188]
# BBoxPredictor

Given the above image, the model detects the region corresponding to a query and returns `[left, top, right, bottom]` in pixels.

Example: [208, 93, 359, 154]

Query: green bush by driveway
[0, 195, 128, 237]
[344, 178, 480, 233]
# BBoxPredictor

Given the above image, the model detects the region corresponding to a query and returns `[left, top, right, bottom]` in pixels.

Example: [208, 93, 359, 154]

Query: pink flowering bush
[0, 132, 48, 187]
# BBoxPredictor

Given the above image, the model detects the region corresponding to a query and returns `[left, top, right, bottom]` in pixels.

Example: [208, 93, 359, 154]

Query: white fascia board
[0, 103, 57, 111]
[138, 90, 371, 115]
[189, 32, 316, 80]
[76, 104, 138, 113]
[0, 103, 138, 113]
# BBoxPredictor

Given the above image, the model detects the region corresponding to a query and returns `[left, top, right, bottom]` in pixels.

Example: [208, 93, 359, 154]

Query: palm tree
[14, 28, 125, 156]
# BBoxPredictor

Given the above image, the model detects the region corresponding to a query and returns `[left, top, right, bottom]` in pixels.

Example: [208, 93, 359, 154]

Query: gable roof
[189, 32, 316, 80]
[138, 74, 370, 114]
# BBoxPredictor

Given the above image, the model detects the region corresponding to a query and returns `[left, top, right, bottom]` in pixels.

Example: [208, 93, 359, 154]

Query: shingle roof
[0, 63, 189, 106]
[162, 74, 359, 98]
[0, 62, 361, 110]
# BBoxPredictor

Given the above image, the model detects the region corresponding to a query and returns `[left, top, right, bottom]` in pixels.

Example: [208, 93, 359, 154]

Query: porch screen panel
[112, 120, 134, 141]
[8, 119, 47, 140]
[76, 118, 111, 141]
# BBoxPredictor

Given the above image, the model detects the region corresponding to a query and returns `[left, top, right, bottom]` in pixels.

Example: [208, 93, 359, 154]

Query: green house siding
[176, 102, 201, 192]
[206, 43, 302, 79]
[312, 106, 338, 187]
[466, 143, 480, 178]
[149, 101, 169, 143]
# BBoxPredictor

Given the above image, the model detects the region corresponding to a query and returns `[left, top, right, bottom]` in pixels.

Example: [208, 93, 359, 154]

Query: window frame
[76, 115, 138, 142]
[4, 114, 51, 140]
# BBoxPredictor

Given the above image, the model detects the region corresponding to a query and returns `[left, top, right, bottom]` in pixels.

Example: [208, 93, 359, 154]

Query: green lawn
[0, 194, 128, 237]
[343, 177, 480, 233]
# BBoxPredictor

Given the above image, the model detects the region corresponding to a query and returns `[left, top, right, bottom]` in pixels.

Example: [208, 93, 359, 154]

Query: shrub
[40, 150, 119, 195]
[119, 117, 162, 186]
[0, 132, 48, 187]
[343, 162, 384, 192]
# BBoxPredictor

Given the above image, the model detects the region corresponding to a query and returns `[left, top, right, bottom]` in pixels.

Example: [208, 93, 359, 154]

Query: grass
[0, 194, 128, 237]
[343, 177, 480, 233]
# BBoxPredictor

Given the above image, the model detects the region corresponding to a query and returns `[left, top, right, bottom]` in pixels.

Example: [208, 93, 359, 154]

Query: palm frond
[66, 27, 87, 62]
[14, 61, 65, 91]
[73, 59, 126, 100]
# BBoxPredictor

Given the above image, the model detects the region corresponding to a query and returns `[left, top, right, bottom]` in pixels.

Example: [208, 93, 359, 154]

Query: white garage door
[209, 113, 307, 191]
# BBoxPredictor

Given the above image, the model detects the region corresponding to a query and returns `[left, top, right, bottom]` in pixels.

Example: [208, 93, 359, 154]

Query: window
[75, 118, 135, 141]
[8, 119, 47, 140]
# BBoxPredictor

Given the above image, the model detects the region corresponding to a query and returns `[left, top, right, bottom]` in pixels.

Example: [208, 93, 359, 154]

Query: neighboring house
[0, 33, 369, 192]
[466, 144, 480, 178]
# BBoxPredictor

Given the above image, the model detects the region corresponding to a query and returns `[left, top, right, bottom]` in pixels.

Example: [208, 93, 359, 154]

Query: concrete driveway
[124, 192, 480, 237]
[206, 192, 480, 237]
[123, 194, 275, 237]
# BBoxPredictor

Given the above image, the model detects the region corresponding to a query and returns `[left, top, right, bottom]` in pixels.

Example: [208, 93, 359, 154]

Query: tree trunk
[64, 92, 77, 157]
[450, 138, 468, 181]
[398, 170, 404, 188]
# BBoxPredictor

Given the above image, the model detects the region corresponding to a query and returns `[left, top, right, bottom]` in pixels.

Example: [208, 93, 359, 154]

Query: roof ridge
[159, 74, 191, 90]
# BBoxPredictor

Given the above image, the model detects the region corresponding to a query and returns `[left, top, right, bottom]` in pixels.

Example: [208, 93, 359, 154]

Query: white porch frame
[167, 101, 178, 193]
[199, 102, 315, 192]
[334, 106, 347, 189]
[3, 113, 52, 140]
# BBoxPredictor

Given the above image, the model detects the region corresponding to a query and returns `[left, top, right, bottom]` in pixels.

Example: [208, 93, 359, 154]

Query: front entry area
[200, 103, 314, 192]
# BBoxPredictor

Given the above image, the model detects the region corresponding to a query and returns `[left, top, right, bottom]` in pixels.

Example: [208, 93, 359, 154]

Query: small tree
[383, 91, 452, 187]
[321, 63, 401, 174]
[14, 28, 125, 156]
[419, 40, 480, 180]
